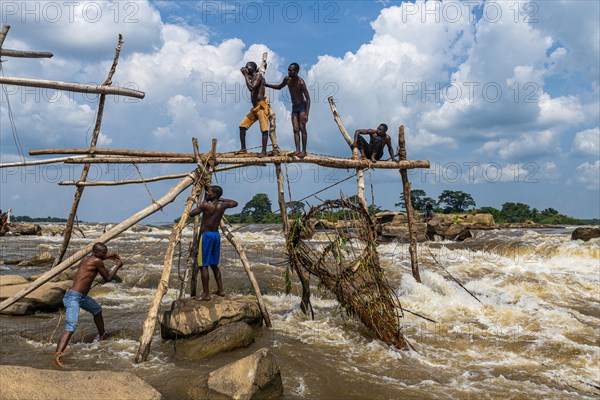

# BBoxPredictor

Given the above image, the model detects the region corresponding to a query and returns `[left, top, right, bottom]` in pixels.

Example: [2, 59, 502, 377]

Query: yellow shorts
[239, 100, 270, 132]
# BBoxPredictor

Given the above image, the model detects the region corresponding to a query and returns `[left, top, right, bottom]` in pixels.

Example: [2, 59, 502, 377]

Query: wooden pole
[55, 35, 124, 266]
[0, 173, 196, 312]
[398, 125, 421, 283]
[0, 49, 53, 58]
[327, 96, 368, 210]
[219, 221, 272, 327]
[30, 148, 193, 158]
[0, 77, 144, 99]
[275, 164, 290, 234]
[0, 25, 10, 48]
[135, 176, 203, 363]
[64, 154, 430, 170]
[0, 156, 87, 169]
[58, 164, 245, 187]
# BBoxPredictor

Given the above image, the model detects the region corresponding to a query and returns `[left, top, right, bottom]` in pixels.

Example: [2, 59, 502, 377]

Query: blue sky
[1, 0, 599, 222]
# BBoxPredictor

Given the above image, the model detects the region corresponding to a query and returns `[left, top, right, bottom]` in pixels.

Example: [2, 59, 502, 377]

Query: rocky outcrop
[175, 321, 256, 361]
[188, 348, 283, 400]
[0, 275, 29, 286]
[571, 227, 600, 241]
[0, 280, 71, 315]
[160, 296, 263, 339]
[375, 212, 494, 242]
[11, 223, 42, 236]
[0, 365, 163, 400]
[30, 268, 76, 283]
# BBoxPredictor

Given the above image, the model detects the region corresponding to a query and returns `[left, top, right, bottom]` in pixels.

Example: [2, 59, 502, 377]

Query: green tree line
[175, 191, 597, 225]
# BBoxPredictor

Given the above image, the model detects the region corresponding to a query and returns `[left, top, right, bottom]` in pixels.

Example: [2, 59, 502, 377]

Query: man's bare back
[70, 245, 122, 295]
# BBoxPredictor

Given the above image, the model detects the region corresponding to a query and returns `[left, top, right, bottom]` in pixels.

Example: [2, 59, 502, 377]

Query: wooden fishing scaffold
[0, 29, 430, 361]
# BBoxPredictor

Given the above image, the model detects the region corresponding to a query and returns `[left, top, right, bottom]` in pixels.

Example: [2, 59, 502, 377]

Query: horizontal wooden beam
[0, 155, 87, 168]
[30, 148, 190, 158]
[0, 77, 145, 99]
[0, 49, 53, 58]
[63, 154, 430, 170]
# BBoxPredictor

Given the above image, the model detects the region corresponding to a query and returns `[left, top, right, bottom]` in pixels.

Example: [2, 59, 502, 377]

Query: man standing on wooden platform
[53, 242, 124, 367]
[189, 185, 238, 301]
[351, 123, 396, 162]
[266, 62, 311, 158]
[237, 61, 270, 158]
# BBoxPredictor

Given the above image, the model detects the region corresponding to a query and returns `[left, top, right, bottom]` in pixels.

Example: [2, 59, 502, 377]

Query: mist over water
[1, 224, 598, 399]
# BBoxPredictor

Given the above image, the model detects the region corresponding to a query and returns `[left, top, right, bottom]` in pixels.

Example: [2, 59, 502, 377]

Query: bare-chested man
[351, 123, 396, 162]
[266, 62, 311, 158]
[237, 61, 270, 158]
[53, 242, 124, 367]
[189, 185, 238, 301]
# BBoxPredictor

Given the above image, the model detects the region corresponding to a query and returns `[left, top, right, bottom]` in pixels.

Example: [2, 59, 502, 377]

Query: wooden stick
[57, 164, 246, 187]
[0, 77, 145, 99]
[0, 25, 9, 48]
[135, 177, 203, 363]
[398, 125, 421, 283]
[30, 148, 192, 158]
[64, 154, 430, 170]
[275, 164, 289, 234]
[220, 221, 272, 327]
[0, 49, 53, 58]
[0, 173, 196, 312]
[0, 156, 86, 168]
[55, 35, 124, 266]
[427, 248, 481, 304]
[327, 96, 368, 210]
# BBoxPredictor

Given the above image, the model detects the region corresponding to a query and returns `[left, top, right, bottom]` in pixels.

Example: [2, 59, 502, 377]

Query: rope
[132, 161, 159, 206]
[0, 63, 25, 161]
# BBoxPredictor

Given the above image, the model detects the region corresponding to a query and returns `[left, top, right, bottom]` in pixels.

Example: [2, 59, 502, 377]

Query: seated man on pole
[351, 123, 396, 162]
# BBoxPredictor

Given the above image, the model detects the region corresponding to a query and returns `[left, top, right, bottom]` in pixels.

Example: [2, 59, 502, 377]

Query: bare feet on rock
[193, 295, 211, 301]
[213, 290, 225, 297]
[53, 352, 66, 368]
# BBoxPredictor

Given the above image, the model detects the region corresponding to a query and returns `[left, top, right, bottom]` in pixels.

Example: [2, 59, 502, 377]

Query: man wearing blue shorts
[53, 242, 124, 367]
[189, 185, 238, 301]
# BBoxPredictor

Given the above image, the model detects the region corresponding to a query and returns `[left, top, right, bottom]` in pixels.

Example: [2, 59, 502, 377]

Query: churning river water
[0, 224, 598, 399]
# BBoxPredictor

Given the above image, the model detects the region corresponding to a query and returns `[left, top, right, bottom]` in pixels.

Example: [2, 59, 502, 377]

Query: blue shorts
[63, 290, 102, 332]
[292, 100, 307, 114]
[198, 231, 221, 267]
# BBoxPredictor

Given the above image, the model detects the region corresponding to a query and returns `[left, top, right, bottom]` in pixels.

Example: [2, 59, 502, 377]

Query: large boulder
[380, 222, 428, 242]
[0, 280, 71, 315]
[12, 223, 42, 236]
[161, 296, 263, 339]
[175, 321, 256, 361]
[188, 348, 283, 400]
[30, 268, 76, 283]
[17, 251, 55, 267]
[571, 227, 600, 241]
[0, 365, 163, 400]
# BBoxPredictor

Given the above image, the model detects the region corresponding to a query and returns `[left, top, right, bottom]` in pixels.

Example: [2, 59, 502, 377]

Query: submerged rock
[17, 251, 56, 267]
[571, 227, 600, 242]
[175, 321, 256, 361]
[0, 365, 163, 400]
[188, 348, 283, 400]
[160, 295, 263, 339]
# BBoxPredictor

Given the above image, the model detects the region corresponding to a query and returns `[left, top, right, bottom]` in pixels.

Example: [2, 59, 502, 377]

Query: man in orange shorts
[237, 61, 270, 158]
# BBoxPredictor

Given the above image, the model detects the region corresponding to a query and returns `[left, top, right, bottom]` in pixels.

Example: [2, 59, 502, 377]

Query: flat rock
[161, 295, 262, 339]
[18, 251, 55, 267]
[0, 365, 163, 400]
[175, 321, 255, 361]
[0, 275, 29, 286]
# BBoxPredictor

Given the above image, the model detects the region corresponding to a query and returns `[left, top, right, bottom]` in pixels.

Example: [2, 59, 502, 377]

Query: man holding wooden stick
[189, 185, 238, 301]
[53, 242, 124, 367]
[237, 61, 270, 158]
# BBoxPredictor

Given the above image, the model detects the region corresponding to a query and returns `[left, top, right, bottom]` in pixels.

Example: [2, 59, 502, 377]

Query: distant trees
[476, 203, 587, 224]
[437, 190, 476, 213]
[241, 193, 272, 222]
[395, 189, 437, 211]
